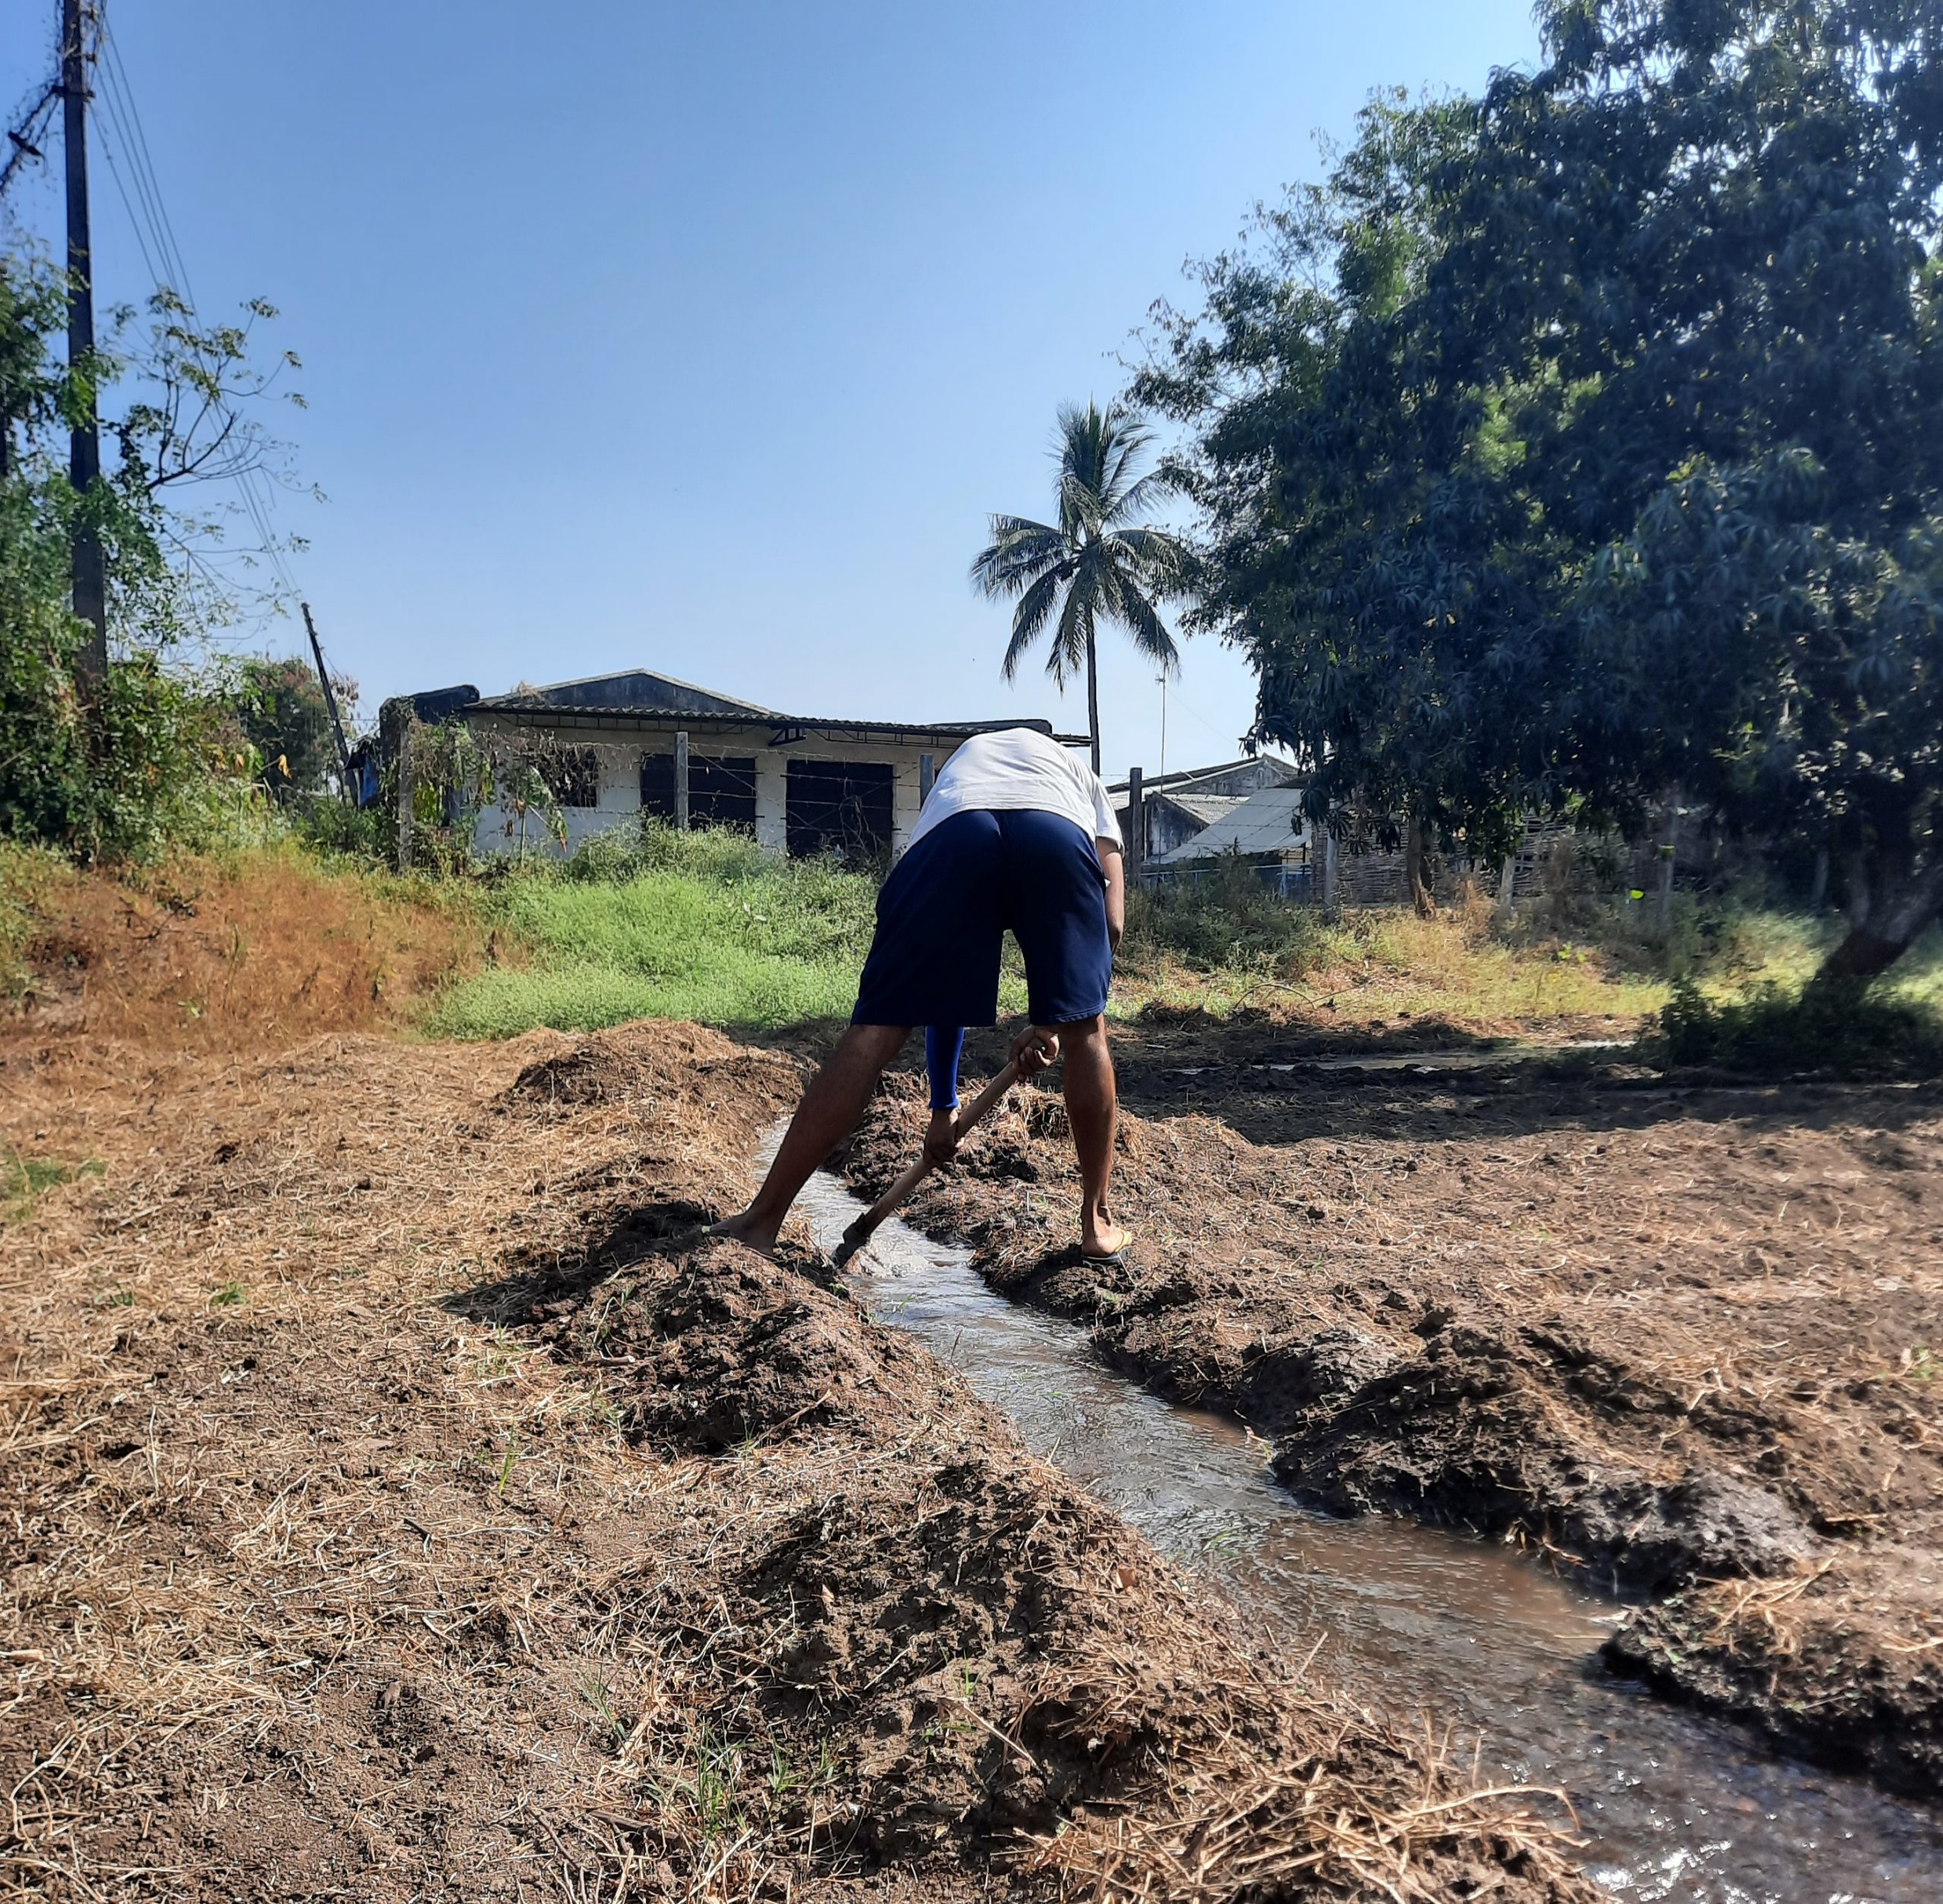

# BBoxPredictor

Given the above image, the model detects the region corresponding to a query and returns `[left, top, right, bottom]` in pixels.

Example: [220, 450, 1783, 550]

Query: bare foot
[709, 1209, 783, 1261]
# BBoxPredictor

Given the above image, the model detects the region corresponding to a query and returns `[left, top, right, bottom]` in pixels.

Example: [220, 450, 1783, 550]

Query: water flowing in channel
[776, 1146, 1943, 1903]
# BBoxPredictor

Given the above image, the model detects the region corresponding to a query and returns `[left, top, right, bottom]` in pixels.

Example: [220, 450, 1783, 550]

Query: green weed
[0, 1149, 101, 1225]
[429, 821, 881, 1036]
[579, 1670, 627, 1747]
[209, 1280, 245, 1307]
[1657, 977, 1943, 1077]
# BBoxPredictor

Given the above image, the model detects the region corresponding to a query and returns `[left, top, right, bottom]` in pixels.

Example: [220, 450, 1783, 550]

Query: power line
[90, 0, 302, 601]
[2, 80, 61, 200]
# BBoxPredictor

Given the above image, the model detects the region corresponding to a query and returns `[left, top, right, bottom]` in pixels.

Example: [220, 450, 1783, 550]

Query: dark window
[786, 758, 893, 861]
[540, 746, 600, 808]
[640, 752, 759, 834]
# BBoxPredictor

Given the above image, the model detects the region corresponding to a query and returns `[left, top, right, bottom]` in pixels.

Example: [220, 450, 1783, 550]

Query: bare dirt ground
[0, 1015, 1592, 1902]
[846, 1012, 1943, 1804]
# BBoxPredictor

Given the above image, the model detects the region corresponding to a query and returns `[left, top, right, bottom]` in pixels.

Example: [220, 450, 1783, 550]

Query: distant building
[422, 668, 1082, 861]
[1107, 757, 1301, 865]
[1147, 785, 1321, 900]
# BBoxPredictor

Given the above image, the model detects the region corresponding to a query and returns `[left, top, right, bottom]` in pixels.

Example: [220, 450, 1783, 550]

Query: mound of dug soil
[844, 1051, 1943, 1802]
[1, 1018, 1592, 1900]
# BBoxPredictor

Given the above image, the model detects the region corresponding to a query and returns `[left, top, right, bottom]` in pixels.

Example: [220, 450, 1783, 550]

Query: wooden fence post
[1126, 765, 1145, 887]
[674, 731, 690, 832]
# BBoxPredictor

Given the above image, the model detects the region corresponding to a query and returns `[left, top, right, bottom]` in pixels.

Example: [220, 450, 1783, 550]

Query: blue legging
[925, 1026, 965, 1111]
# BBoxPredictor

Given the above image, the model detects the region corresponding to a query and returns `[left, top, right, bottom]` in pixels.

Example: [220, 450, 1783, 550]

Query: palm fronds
[970, 400, 1192, 766]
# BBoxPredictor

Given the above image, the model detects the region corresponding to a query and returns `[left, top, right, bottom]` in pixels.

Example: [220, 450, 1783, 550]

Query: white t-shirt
[907, 727, 1123, 853]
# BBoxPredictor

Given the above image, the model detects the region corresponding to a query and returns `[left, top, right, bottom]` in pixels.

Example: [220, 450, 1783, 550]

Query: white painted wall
[464, 717, 969, 860]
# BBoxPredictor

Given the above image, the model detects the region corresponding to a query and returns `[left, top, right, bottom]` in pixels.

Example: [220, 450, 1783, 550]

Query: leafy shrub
[294, 794, 389, 863]
[1128, 856, 1337, 976]
[0, 586, 227, 862]
[232, 657, 343, 802]
[1658, 979, 1943, 1076]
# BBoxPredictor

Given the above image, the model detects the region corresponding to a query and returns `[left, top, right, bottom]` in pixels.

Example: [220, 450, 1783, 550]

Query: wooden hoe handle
[836, 1059, 1022, 1260]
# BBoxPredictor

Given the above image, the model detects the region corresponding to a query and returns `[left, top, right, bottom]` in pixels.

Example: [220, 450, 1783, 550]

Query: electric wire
[1, 81, 61, 200]
[91, 0, 301, 600]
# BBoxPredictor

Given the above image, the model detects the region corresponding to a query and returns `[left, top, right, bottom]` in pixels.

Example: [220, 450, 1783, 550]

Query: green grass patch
[430, 823, 883, 1038]
[1119, 865, 1673, 1028]
[413, 821, 1943, 1050]
[2, 1150, 102, 1224]
[0, 840, 66, 1005]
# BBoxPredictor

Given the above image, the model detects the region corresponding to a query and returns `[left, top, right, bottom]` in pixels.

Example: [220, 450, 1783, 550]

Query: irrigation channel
[779, 1148, 1943, 1903]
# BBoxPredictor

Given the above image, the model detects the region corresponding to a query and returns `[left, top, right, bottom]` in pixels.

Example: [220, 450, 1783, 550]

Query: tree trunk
[1812, 846, 1943, 986]
[1404, 816, 1435, 918]
[1084, 615, 1101, 776]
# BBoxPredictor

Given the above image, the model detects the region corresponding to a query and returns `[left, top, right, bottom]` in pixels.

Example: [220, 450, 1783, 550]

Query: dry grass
[2, 844, 483, 1050]
[1029, 1668, 1576, 1904]
[1115, 894, 1669, 1040]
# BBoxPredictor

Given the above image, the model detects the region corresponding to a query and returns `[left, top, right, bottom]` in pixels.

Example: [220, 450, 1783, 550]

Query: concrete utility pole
[61, 0, 108, 687]
[673, 731, 690, 831]
[302, 603, 354, 794]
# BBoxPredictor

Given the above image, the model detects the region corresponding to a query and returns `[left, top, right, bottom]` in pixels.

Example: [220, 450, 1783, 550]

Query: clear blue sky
[3, 1, 1541, 782]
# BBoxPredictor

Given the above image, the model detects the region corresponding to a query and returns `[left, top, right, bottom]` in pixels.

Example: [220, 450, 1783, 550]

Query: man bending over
[713, 725, 1130, 1263]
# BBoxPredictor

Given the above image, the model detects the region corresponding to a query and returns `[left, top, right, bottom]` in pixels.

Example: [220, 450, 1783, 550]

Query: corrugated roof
[1151, 787, 1311, 863]
[467, 704, 1080, 746]
[478, 670, 774, 716]
[1159, 792, 1246, 825]
[1108, 756, 1300, 797]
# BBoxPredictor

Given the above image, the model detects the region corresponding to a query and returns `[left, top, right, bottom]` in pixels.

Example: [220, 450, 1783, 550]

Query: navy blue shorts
[852, 808, 1113, 1028]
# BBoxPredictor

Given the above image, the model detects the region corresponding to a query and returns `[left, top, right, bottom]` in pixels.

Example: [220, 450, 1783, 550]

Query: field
[2, 840, 1940, 1897]
[1, 925, 1589, 1900]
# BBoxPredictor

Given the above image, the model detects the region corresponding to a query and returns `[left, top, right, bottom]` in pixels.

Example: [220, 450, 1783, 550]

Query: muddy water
[783, 1159, 1943, 1903]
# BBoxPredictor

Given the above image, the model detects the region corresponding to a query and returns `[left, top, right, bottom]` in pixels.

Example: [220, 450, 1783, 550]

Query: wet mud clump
[844, 1040, 1943, 1801]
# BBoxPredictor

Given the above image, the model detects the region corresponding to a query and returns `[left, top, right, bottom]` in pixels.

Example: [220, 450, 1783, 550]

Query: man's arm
[1097, 840, 1125, 952]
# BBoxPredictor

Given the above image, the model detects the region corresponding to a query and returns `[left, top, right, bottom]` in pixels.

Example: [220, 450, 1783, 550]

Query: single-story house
[1107, 758, 1301, 865]
[414, 669, 1085, 861]
[1147, 785, 1321, 899]
[1148, 786, 1447, 908]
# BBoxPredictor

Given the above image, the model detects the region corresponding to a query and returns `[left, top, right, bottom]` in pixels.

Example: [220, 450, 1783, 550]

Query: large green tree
[234, 656, 351, 802]
[1142, 0, 1943, 979]
[971, 401, 1189, 774]
[1, 252, 307, 857]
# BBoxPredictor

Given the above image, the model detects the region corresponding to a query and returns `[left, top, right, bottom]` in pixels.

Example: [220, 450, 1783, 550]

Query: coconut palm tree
[971, 401, 1188, 774]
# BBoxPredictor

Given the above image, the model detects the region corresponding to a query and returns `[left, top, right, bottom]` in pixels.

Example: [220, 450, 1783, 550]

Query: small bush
[294, 795, 389, 863]
[1657, 978, 1943, 1076]
[1128, 857, 1339, 976]
[0, 841, 63, 1004]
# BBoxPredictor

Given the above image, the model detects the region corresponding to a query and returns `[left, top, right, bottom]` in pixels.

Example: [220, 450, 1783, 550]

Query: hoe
[830, 1058, 1020, 1269]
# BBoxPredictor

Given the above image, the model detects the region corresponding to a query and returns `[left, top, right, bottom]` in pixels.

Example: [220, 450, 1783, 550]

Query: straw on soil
[2, 1015, 1595, 1902]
